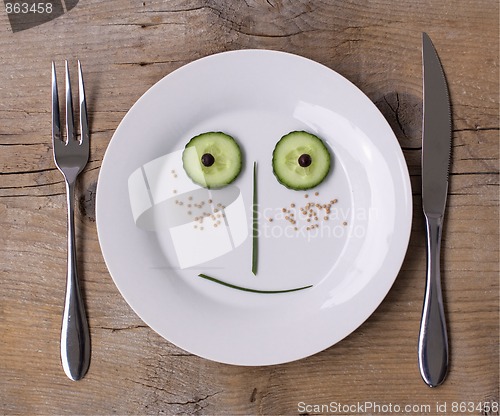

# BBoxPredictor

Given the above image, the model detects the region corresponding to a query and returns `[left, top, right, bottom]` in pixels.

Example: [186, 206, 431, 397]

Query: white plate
[96, 50, 412, 365]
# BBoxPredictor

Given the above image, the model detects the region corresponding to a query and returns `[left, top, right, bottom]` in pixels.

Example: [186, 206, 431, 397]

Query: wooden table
[1, 1, 498, 414]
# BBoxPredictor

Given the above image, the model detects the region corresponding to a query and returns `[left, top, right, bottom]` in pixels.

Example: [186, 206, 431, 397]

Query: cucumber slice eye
[182, 132, 243, 189]
[272, 131, 331, 190]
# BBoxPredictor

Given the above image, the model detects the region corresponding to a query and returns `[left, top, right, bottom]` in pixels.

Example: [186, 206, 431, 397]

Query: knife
[418, 32, 452, 387]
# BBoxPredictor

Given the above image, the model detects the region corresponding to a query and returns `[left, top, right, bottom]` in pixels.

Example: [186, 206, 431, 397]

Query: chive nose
[252, 161, 258, 275]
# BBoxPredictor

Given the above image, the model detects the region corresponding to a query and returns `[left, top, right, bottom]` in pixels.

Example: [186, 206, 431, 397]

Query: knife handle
[418, 213, 449, 387]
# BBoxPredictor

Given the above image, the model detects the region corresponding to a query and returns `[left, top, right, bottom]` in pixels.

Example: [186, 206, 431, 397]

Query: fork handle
[418, 213, 448, 387]
[61, 179, 90, 381]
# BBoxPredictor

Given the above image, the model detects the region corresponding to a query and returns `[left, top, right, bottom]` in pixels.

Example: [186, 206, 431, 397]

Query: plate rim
[96, 48, 413, 365]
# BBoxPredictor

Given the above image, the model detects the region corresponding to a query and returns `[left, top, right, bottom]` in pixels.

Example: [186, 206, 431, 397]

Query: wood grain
[1, 0, 498, 414]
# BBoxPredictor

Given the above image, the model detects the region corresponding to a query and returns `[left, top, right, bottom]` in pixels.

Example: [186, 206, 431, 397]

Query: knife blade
[418, 32, 452, 387]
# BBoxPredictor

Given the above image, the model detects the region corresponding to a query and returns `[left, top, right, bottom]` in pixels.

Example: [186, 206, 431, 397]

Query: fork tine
[65, 60, 76, 142]
[52, 62, 62, 144]
[78, 60, 89, 145]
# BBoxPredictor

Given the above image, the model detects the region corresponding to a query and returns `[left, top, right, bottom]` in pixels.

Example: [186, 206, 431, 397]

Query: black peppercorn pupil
[201, 153, 215, 167]
[298, 153, 312, 167]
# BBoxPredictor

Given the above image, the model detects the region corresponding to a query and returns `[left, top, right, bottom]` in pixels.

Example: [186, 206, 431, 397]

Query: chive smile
[198, 274, 312, 294]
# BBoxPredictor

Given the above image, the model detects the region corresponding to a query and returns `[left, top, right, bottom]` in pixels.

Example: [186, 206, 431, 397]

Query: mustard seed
[304, 194, 309, 198]
[315, 192, 319, 196]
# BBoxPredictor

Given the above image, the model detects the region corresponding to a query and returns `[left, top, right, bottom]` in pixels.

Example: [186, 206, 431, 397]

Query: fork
[52, 61, 91, 381]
